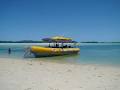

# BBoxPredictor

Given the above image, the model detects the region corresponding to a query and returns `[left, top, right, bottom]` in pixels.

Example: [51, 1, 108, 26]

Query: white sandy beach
[0, 58, 120, 90]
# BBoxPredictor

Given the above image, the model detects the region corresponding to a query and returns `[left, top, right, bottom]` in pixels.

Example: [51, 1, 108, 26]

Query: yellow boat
[26, 36, 80, 57]
[31, 46, 80, 57]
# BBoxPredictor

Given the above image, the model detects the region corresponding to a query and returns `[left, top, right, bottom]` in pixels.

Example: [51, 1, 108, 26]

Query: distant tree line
[80, 41, 120, 43]
[0, 40, 44, 43]
[0, 40, 120, 43]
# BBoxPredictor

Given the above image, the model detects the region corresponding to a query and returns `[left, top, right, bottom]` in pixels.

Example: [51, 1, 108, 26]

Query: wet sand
[0, 58, 120, 90]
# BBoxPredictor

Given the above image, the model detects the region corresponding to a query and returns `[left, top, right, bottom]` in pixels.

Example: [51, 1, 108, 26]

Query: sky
[0, 0, 120, 42]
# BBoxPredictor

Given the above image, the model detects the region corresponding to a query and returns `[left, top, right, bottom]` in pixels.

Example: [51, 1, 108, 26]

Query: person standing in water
[8, 48, 11, 54]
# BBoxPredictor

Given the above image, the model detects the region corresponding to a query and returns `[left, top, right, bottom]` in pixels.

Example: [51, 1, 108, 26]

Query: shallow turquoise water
[0, 43, 120, 65]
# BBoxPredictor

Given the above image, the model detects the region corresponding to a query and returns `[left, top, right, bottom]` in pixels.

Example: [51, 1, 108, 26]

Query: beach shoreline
[0, 58, 120, 90]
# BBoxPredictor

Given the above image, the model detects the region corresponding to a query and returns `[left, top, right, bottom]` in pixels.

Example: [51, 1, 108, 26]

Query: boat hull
[30, 46, 80, 57]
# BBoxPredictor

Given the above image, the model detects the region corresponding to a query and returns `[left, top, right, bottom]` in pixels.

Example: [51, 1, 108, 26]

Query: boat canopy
[51, 36, 72, 40]
[42, 36, 77, 43]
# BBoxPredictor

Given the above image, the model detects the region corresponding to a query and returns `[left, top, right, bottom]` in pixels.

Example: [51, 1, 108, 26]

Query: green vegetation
[0, 40, 120, 43]
[80, 41, 99, 43]
[0, 40, 44, 43]
[80, 41, 120, 43]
